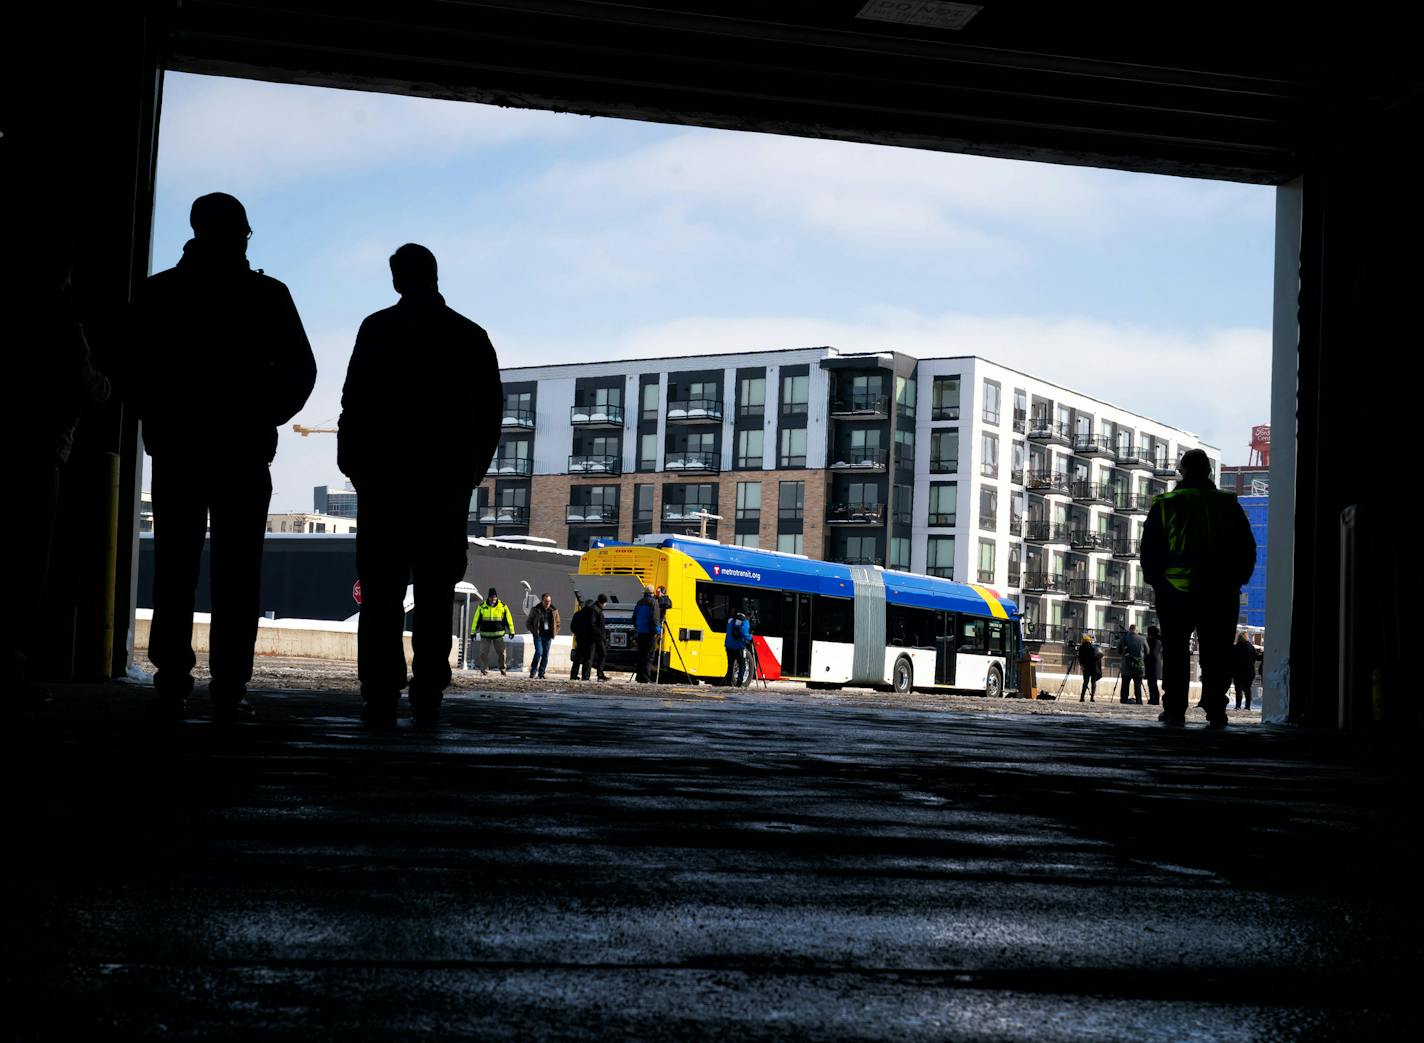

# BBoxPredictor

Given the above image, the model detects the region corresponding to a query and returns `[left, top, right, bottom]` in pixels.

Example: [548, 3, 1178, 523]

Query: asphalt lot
[2, 674, 1410, 1041]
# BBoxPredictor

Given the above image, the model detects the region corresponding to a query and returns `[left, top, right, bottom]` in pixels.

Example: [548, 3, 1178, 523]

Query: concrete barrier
[134, 611, 456, 666]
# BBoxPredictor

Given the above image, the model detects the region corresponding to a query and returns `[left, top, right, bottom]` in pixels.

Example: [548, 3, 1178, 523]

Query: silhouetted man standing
[127, 194, 315, 721]
[339, 244, 502, 726]
[1141, 449, 1256, 729]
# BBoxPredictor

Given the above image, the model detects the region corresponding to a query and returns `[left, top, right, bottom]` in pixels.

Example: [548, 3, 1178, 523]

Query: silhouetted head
[596, 594, 608, 606]
[189, 193, 251, 253]
[390, 243, 438, 295]
[1147, 625, 1160, 639]
[1177, 448, 1213, 483]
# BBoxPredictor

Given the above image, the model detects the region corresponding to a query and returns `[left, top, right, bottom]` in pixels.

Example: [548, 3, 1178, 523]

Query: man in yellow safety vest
[1140, 449, 1256, 729]
[471, 588, 516, 676]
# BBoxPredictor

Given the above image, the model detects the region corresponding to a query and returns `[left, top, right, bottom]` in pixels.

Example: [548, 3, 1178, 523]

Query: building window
[978, 539, 996, 584]
[930, 429, 959, 473]
[896, 375, 917, 420]
[932, 376, 960, 421]
[639, 432, 657, 471]
[927, 536, 955, 579]
[740, 484, 763, 524]
[779, 427, 807, 468]
[979, 486, 998, 531]
[982, 380, 1002, 425]
[1011, 440, 1025, 484]
[1008, 541, 1022, 587]
[981, 432, 999, 478]
[633, 484, 654, 523]
[781, 373, 810, 415]
[738, 375, 766, 418]
[735, 533, 761, 548]
[890, 536, 910, 571]
[777, 533, 804, 555]
[641, 380, 660, 422]
[928, 483, 957, 527]
[892, 484, 913, 526]
[736, 428, 764, 469]
[779, 480, 805, 522]
[1013, 388, 1027, 432]
[894, 428, 914, 471]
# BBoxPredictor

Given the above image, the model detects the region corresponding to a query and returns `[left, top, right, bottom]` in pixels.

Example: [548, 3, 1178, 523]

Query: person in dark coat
[1076, 634, 1102, 702]
[1231, 633, 1262, 710]
[3, 240, 111, 702]
[1141, 449, 1256, 729]
[632, 586, 662, 682]
[339, 243, 502, 726]
[1144, 624, 1164, 706]
[569, 600, 593, 681]
[124, 194, 315, 721]
[583, 594, 609, 681]
[1117, 624, 1148, 705]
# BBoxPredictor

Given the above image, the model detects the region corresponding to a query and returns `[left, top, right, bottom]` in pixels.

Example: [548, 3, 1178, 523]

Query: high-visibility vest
[472, 600, 513, 637]
[1154, 487, 1243, 593]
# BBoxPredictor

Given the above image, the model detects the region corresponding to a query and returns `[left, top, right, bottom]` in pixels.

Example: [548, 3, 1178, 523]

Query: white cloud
[156, 73, 585, 193]
[534, 131, 1272, 261]
[505, 309, 1271, 460]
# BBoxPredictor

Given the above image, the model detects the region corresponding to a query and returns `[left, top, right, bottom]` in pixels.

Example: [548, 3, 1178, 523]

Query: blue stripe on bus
[606, 537, 1018, 619]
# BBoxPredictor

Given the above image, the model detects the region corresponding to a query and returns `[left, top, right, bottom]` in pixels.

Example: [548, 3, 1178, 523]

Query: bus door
[780, 591, 812, 677]
[935, 619, 956, 685]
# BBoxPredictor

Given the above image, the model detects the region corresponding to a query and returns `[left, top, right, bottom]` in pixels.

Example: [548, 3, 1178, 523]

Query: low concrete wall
[134, 612, 456, 666]
[461, 635, 581, 676]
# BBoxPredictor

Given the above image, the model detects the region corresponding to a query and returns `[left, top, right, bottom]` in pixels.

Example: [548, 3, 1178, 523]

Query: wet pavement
[2, 677, 1416, 1040]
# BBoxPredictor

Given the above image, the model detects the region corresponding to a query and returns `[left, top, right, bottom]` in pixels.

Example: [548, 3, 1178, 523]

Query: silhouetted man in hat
[126, 193, 315, 721]
[339, 244, 502, 726]
[1141, 448, 1256, 729]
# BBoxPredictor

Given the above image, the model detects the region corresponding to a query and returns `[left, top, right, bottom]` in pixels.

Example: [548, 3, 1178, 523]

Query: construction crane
[292, 423, 337, 437]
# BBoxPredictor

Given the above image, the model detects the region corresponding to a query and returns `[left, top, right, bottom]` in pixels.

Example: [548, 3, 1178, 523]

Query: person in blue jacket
[632, 586, 662, 683]
[724, 611, 752, 687]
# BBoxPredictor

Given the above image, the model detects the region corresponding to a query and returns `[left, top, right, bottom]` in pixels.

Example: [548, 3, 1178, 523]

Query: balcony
[927, 512, 956, 528]
[667, 398, 724, 424]
[1024, 520, 1070, 545]
[830, 392, 889, 419]
[501, 407, 535, 431]
[490, 457, 533, 477]
[1070, 481, 1115, 506]
[1114, 444, 1149, 468]
[1069, 529, 1111, 553]
[664, 450, 720, 473]
[1111, 537, 1141, 559]
[568, 454, 621, 475]
[569, 404, 625, 429]
[835, 555, 885, 568]
[1012, 408, 1027, 434]
[1115, 492, 1153, 516]
[827, 502, 886, 526]
[1067, 577, 1113, 601]
[1151, 455, 1179, 478]
[1071, 432, 1113, 458]
[565, 504, 619, 524]
[478, 505, 529, 526]
[1132, 586, 1156, 606]
[1027, 417, 1071, 446]
[1026, 470, 1071, 497]
[1023, 621, 1069, 645]
[829, 447, 888, 471]
[1022, 571, 1068, 594]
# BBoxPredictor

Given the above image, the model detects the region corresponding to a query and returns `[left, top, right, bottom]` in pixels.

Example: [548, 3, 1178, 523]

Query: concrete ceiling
[161, 1, 1424, 185]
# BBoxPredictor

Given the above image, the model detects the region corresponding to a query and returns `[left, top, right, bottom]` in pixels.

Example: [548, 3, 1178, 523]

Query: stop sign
[353, 579, 362, 605]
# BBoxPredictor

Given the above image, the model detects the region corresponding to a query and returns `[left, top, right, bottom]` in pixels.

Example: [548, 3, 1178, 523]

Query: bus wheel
[892, 656, 913, 694]
[985, 664, 1003, 699]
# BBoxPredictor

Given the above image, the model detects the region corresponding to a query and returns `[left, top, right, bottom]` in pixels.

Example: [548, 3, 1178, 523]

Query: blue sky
[153, 72, 1275, 511]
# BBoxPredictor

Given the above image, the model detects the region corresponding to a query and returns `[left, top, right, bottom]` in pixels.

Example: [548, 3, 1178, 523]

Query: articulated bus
[578, 536, 1021, 695]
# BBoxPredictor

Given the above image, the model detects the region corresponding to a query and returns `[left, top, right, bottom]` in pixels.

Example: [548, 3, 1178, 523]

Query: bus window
[695, 582, 733, 633]
[887, 603, 942, 649]
[958, 617, 987, 654]
[814, 595, 853, 644]
[740, 589, 782, 635]
[986, 619, 1009, 654]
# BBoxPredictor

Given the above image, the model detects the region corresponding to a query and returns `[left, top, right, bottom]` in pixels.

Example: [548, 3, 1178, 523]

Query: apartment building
[474, 347, 1216, 646]
[267, 512, 358, 535]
